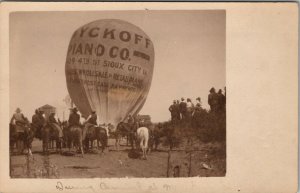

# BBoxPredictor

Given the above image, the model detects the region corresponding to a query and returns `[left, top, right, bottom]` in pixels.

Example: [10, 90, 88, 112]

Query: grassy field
[10, 137, 225, 178]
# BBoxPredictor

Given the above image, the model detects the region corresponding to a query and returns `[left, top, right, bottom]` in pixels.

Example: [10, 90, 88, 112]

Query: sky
[9, 10, 225, 123]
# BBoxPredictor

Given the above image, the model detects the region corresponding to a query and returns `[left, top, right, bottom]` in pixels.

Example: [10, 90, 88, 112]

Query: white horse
[137, 127, 149, 160]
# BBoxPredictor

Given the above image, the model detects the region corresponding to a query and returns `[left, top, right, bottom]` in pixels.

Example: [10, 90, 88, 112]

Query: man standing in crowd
[217, 89, 226, 113]
[194, 97, 204, 115]
[208, 87, 218, 113]
[175, 100, 181, 121]
[195, 97, 201, 108]
[224, 87, 227, 111]
[169, 100, 177, 121]
[186, 98, 194, 121]
[179, 98, 187, 120]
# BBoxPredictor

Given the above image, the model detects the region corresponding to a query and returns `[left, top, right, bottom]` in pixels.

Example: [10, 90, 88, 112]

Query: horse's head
[116, 122, 124, 131]
[117, 122, 132, 133]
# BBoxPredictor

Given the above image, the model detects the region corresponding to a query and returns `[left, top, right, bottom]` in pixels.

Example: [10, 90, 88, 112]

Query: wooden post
[167, 150, 171, 177]
[188, 151, 192, 177]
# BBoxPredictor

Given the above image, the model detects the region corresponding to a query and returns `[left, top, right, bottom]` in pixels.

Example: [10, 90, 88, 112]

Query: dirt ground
[10, 138, 226, 178]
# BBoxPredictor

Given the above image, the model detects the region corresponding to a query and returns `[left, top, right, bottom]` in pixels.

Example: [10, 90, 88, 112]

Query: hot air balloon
[65, 19, 154, 125]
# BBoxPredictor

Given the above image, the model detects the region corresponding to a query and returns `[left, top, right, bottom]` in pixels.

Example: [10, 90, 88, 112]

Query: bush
[159, 122, 183, 150]
[158, 109, 226, 146]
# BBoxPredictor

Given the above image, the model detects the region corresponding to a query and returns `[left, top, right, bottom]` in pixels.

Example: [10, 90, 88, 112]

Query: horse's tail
[137, 127, 149, 148]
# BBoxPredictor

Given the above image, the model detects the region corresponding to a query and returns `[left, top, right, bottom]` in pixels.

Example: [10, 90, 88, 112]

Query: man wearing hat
[127, 114, 135, 131]
[195, 97, 201, 107]
[32, 109, 40, 126]
[194, 97, 204, 116]
[38, 109, 46, 125]
[84, 110, 98, 130]
[175, 100, 181, 120]
[186, 98, 194, 121]
[32, 109, 45, 139]
[100, 123, 110, 137]
[127, 114, 134, 125]
[10, 108, 27, 133]
[48, 112, 63, 138]
[168, 100, 177, 121]
[217, 89, 226, 113]
[208, 87, 218, 113]
[179, 98, 187, 120]
[68, 107, 80, 128]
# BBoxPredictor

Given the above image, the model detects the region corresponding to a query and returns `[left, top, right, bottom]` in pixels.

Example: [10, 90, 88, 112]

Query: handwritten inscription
[56, 181, 96, 193]
[56, 181, 171, 192]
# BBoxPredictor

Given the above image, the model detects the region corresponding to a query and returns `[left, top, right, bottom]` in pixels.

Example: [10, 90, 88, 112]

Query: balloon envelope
[65, 19, 154, 125]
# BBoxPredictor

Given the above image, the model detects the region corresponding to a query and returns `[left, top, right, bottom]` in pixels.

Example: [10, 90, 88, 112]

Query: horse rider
[68, 107, 80, 129]
[101, 123, 110, 137]
[84, 110, 98, 130]
[133, 115, 140, 130]
[38, 109, 46, 123]
[208, 87, 219, 113]
[10, 108, 28, 133]
[32, 109, 44, 139]
[127, 114, 135, 131]
[48, 112, 63, 138]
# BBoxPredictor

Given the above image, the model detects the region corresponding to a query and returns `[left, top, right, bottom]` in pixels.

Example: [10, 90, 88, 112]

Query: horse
[83, 125, 108, 153]
[60, 121, 70, 148]
[148, 125, 165, 152]
[62, 122, 84, 157]
[9, 119, 34, 156]
[41, 123, 64, 154]
[9, 123, 19, 152]
[136, 127, 149, 160]
[112, 122, 137, 151]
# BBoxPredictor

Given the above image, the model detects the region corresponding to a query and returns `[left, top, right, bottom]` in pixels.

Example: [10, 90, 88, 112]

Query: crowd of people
[10, 86, 226, 142]
[10, 105, 149, 140]
[10, 108, 64, 140]
[68, 107, 111, 136]
[168, 87, 226, 122]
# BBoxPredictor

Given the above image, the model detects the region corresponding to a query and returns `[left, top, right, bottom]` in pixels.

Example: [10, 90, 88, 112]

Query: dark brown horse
[61, 122, 84, 156]
[83, 125, 108, 153]
[112, 122, 137, 151]
[42, 123, 63, 154]
[9, 120, 34, 155]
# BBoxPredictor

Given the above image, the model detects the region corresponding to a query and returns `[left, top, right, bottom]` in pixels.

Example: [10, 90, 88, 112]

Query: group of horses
[9, 120, 159, 159]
